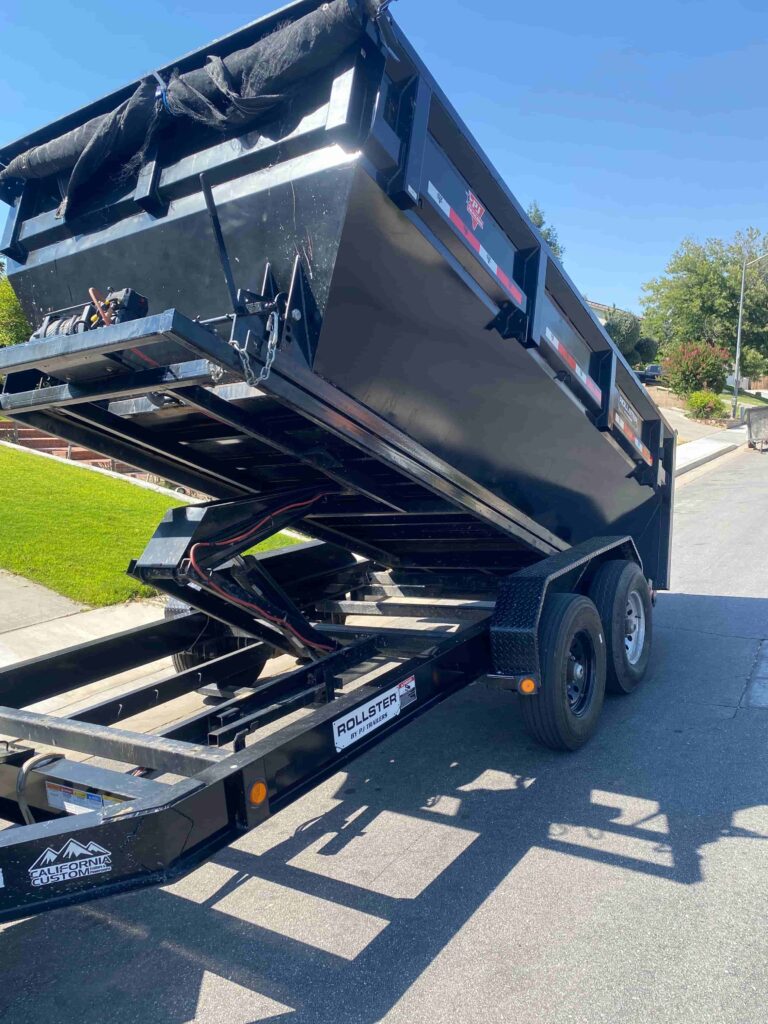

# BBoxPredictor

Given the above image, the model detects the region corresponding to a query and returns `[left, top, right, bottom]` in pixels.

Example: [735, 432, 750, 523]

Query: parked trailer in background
[0, 0, 674, 923]
[746, 406, 768, 451]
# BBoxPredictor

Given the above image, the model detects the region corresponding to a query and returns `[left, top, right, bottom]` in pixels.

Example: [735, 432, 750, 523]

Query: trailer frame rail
[0, 598, 492, 923]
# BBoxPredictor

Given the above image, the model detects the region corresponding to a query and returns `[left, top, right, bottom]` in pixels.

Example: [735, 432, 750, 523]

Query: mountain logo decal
[28, 838, 112, 887]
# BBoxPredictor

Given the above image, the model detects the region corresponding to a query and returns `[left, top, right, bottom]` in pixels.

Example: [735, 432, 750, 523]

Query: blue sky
[2, 0, 766, 312]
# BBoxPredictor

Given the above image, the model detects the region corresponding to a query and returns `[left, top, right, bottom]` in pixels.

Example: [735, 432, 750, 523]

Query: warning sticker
[397, 675, 417, 709]
[46, 782, 121, 816]
[332, 676, 418, 753]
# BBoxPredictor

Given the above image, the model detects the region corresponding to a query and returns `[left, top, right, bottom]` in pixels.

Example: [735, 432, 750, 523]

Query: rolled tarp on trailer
[0, 0, 389, 217]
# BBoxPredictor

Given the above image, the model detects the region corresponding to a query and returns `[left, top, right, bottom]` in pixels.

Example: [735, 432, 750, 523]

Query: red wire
[189, 492, 335, 653]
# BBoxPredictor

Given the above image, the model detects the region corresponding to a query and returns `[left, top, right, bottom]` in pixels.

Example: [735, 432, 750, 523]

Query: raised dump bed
[0, 0, 674, 923]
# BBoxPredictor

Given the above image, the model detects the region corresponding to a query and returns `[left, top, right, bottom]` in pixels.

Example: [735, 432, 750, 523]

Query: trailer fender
[489, 536, 640, 688]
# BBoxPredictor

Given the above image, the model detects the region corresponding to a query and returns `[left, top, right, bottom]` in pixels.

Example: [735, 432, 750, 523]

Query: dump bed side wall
[315, 166, 672, 586]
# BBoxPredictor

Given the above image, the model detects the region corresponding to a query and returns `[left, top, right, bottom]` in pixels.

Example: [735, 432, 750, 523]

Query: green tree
[603, 308, 641, 360]
[740, 346, 768, 382]
[527, 201, 565, 261]
[0, 263, 30, 348]
[641, 228, 768, 357]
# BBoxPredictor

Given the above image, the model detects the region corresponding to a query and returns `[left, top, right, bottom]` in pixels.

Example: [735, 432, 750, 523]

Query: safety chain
[230, 310, 280, 388]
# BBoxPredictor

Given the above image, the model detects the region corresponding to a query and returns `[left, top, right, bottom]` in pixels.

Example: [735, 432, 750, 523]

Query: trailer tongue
[0, 0, 674, 924]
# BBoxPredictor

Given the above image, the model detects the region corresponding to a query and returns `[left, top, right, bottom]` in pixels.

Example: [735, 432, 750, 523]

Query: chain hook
[230, 309, 280, 388]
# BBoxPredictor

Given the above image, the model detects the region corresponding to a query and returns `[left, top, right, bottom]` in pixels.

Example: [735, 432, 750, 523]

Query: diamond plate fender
[490, 536, 641, 677]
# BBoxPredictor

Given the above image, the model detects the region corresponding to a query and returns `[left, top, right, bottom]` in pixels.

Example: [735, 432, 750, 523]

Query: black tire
[588, 560, 652, 695]
[521, 593, 607, 751]
[164, 599, 270, 677]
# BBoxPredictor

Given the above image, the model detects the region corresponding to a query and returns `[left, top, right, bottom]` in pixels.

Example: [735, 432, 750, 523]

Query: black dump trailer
[0, 0, 674, 922]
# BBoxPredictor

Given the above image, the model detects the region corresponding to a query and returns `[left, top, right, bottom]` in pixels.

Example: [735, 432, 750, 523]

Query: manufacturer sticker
[332, 676, 418, 752]
[46, 781, 121, 816]
[617, 389, 642, 432]
[466, 190, 486, 231]
[28, 839, 112, 888]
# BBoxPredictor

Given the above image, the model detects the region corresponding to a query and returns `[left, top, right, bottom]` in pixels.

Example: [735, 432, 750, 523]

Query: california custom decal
[28, 838, 112, 887]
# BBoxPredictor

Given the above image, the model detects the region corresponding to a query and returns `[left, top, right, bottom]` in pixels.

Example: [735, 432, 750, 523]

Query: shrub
[665, 342, 729, 396]
[0, 275, 31, 348]
[686, 390, 726, 420]
[633, 336, 659, 366]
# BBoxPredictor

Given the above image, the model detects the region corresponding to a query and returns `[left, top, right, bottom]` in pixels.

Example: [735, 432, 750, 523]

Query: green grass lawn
[721, 387, 768, 407]
[0, 446, 298, 606]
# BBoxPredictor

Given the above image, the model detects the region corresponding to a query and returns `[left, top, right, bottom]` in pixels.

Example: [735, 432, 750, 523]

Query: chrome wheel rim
[625, 590, 646, 665]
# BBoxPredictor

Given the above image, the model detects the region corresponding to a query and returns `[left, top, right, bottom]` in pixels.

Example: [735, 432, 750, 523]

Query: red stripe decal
[449, 208, 482, 254]
[615, 415, 653, 466]
[543, 328, 603, 406]
[496, 267, 524, 306]
[560, 347, 577, 372]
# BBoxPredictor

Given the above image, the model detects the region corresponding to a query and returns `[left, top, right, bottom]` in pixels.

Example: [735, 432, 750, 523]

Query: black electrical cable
[189, 492, 335, 653]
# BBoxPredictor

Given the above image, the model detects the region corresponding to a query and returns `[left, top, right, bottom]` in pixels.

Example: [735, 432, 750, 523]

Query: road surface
[2, 448, 767, 1024]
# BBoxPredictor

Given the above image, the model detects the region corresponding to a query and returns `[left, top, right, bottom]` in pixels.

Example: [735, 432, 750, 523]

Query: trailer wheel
[521, 593, 606, 751]
[588, 560, 652, 694]
[163, 599, 270, 677]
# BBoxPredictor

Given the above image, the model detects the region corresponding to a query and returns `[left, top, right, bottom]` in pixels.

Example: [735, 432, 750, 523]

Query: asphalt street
[2, 447, 767, 1024]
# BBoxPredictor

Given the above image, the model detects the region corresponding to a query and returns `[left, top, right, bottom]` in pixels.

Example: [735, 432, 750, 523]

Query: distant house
[585, 299, 640, 326]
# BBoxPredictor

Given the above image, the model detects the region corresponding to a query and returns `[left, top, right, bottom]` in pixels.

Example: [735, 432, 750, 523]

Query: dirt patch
[647, 387, 686, 412]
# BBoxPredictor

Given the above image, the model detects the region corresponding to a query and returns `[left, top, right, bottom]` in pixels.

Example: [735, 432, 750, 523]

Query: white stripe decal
[428, 182, 451, 218]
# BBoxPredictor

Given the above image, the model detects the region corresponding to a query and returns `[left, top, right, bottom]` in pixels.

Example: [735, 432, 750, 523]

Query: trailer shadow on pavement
[2, 592, 767, 1024]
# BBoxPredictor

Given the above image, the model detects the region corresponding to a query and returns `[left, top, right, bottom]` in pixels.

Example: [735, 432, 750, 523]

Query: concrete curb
[675, 442, 739, 477]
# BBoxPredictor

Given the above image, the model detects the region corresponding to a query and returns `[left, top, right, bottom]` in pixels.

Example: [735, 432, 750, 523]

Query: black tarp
[0, 0, 388, 218]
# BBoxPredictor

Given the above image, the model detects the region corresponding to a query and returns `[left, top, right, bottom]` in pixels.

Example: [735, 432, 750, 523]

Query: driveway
[2, 448, 767, 1024]
[661, 405, 727, 444]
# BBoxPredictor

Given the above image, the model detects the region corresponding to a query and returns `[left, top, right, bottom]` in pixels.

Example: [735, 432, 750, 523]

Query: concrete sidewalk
[662, 405, 720, 443]
[675, 423, 748, 476]
[0, 571, 82, 636]
[0, 570, 164, 665]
